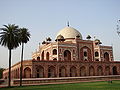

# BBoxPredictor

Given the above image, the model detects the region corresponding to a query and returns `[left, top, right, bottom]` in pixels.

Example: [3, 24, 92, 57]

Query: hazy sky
[0, 0, 120, 68]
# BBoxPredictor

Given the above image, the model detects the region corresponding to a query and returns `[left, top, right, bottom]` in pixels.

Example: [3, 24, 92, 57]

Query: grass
[1, 80, 120, 90]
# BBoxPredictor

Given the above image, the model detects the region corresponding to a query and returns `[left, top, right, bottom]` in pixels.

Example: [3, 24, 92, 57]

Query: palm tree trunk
[8, 49, 11, 87]
[20, 43, 24, 86]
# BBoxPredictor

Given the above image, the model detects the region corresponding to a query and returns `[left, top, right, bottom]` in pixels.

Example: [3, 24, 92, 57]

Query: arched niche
[24, 67, 31, 78]
[64, 50, 71, 61]
[104, 52, 109, 61]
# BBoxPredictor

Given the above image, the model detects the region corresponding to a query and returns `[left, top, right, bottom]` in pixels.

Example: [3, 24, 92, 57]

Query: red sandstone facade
[2, 26, 120, 79]
[3, 60, 120, 79]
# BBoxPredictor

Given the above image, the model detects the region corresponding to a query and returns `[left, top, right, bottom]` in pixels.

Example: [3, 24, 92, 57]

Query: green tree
[19, 28, 30, 86]
[0, 24, 20, 87]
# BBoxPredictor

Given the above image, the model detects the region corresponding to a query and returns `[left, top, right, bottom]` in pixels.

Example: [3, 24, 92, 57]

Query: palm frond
[0, 24, 20, 49]
[19, 27, 31, 44]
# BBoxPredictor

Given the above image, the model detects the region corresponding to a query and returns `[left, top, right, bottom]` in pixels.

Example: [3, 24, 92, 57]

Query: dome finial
[67, 21, 69, 27]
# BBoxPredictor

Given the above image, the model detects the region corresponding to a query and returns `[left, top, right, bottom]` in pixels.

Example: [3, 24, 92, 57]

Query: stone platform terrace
[12, 75, 120, 86]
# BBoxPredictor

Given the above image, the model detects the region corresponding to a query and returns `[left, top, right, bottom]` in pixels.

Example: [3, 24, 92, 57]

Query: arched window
[95, 52, 99, 57]
[53, 49, 57, 55]
[84, 51, 87, 57]
[46, 52, 49, 60]
[41, 51, 44, 60]
[104, 52, 109, 61]
[80, 46, 92, 61]
[64, 50, 71, 61]
[37, 56, 40, 60]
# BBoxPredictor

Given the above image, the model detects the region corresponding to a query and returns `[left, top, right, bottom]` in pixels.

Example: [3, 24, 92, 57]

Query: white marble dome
[56, 26, 82, 39]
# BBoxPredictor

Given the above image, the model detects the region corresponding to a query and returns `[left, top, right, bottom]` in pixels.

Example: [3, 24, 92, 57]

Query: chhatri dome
[56, 23, 82, 40]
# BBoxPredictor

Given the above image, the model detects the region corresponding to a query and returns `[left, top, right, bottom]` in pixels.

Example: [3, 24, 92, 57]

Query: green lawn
[1, 81, 120, 90]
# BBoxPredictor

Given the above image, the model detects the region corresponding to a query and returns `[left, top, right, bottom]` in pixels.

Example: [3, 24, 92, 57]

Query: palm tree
[0, 24, 20, 87]
[19, 28, 30, 86]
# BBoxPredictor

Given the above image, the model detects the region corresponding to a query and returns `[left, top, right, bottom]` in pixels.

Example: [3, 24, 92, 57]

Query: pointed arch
[59, 66, 66, 77]
[113, 66, 117, 75]
[89, 66, 95, 76]
[104, 52, 109, 61]
[105, 66, 110, 75]
[70, 66, 77, 77]
[24, 67, 31, 78]
[36, 66, 44, 78]
[80, 66, 86, 76]
[84, 51, 87, 57]
[95, 52, 99, 57]
[97, 66, 103, 76]
[64, 50, 71, 61]
[17, 68, 20, 78]
[80, 46, 92, 61]
[37, 56, 40, 61]
[48, 66, 56, 78]
[41, 51, 44, 60]
[46, 52, 49, 60]
[53, 49, 57, 55]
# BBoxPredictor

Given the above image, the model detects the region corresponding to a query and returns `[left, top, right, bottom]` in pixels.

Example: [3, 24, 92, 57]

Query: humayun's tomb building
[3, 24, 120, 79]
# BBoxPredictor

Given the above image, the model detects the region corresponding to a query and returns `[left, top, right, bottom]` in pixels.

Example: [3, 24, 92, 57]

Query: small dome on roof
[57, 34, 64, 39]
[56, 26, 82, 40]
[95, 39, 100, 41]
[95, 39, 102, 45]
[56, 34, 65, 41]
